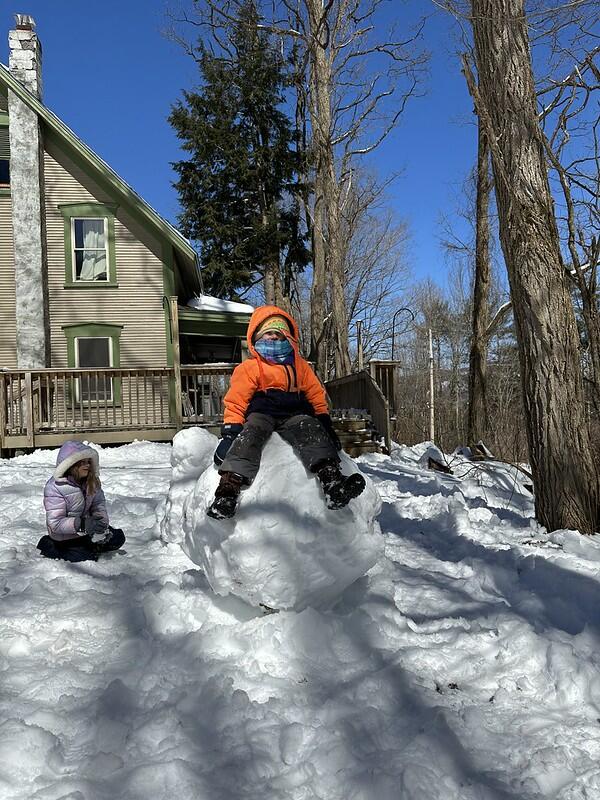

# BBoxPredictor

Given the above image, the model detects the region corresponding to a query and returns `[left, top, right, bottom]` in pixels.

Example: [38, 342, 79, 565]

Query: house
[0, 15, 251, 451]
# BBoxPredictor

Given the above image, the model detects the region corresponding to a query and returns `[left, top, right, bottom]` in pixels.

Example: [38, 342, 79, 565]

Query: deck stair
[332, 411, 384, 457]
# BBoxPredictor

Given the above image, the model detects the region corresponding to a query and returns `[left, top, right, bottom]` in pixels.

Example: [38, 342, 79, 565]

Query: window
[72, 218, 108, 281]
[75, 336, 113, 401]
[62, 322, 123, 404]
[0, 125, 9, 187]
[59, 203, 118, 286]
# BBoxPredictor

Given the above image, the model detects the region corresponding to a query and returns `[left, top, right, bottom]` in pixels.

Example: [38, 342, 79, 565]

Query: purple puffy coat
[43, 441, 109, 542]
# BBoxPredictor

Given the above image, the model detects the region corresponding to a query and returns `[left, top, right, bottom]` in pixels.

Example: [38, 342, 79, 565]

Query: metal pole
[428, 327, 435, 442]
[356, 319, 364, 371]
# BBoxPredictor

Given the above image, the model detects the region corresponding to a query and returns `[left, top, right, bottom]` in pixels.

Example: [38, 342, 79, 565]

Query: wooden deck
[0, 365, 235, 451]
[1, 362, 391, 455]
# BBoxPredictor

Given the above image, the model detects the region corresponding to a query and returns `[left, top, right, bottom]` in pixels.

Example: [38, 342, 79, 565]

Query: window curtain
[77, 219, 107, 280]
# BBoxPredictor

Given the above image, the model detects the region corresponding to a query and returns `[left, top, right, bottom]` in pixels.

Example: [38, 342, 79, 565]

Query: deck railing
[1, 363, 392, 453]
[180, 365, 235, 423]
[0, 365, 236, 449]
[325, 369, 391, 452]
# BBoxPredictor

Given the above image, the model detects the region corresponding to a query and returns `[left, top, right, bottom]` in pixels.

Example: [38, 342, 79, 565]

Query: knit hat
[253, 315, 291, 341]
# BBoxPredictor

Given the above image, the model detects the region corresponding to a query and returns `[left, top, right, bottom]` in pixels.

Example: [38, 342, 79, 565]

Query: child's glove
[85, 516, 109, 537]
[214, 423, 244, 466]
[90, 529, 112, 547]
[316, 414, 342, 451]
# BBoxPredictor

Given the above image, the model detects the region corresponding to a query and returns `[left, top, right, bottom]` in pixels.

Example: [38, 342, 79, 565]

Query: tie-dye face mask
[254, 337, 294, 364]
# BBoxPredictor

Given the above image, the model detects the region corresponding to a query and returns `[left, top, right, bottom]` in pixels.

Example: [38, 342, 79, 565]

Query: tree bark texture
[309, 166, 328, 375]
[306, 0, 352, 377]
[580, 293, 600, 414]
[470, 0, 600, 533]
[467, 119, 492, 446]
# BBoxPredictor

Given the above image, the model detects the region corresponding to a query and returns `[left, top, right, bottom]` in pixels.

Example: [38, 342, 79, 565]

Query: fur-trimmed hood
[53, 441, 100, 479]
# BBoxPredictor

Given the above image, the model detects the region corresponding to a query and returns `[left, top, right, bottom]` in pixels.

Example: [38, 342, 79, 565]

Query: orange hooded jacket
[223, 305, 329, 425]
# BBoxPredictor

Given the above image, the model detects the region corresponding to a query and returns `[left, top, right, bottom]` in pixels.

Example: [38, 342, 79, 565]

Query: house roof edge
[0, 62, 197, 270]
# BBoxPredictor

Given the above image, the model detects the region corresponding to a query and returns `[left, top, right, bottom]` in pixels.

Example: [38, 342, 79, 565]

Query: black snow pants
[219, 412, 338, 483]
[37, 526, 126, 563]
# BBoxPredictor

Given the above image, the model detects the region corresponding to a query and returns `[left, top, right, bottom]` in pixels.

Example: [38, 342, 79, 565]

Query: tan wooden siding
[43, 140, 168, 369]
[0, 194, 17, 368]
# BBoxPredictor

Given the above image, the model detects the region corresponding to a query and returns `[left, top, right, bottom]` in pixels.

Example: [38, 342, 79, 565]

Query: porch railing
[180, 365, 235, 423]
[1, 363, 392, 453]
[0, 365, 235, 449]
[325, 369, 391, 453]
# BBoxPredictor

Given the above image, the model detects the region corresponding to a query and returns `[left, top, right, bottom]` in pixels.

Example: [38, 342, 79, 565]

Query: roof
[0, 62, 199, 279]
[187, 295, 254, 314]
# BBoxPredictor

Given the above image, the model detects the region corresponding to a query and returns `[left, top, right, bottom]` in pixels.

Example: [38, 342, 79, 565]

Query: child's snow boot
[315, 460, 366, 509]
[207, 472, 244, 519]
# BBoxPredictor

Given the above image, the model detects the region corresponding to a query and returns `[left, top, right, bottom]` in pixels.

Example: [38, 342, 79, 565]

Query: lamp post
[391, 307, 415, 361]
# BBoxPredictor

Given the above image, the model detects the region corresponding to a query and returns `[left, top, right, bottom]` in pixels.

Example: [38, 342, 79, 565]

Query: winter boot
[315, 460, 366, 509]
[207, 472, 244, 519]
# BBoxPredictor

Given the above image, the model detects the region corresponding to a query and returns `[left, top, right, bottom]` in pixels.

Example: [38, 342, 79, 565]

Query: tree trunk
[467, 118, 492, 446]
[308, 192, 328, 374]
[306, 0, 351, 377]
[263, 259, 290, 310]
[470, 0, 600, 533]
[306, 22, 329, 377]
[263, 262, 276, 305]
[580, 291, 600, 414]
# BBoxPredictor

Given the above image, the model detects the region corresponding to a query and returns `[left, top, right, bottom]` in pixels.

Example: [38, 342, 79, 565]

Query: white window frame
[71, 217, 109, 283]
[74, 336, 114, 402]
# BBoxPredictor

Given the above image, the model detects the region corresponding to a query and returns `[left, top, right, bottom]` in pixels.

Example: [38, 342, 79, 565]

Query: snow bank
[163, 428, 383, 611]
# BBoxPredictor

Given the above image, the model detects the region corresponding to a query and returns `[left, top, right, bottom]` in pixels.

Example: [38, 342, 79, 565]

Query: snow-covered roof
[186, 295, 254, 315]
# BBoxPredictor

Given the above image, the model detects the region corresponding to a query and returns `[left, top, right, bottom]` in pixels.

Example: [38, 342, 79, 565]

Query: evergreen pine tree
[169, 1, 309, 300]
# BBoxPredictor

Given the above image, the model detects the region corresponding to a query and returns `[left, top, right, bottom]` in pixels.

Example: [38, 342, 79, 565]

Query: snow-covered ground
[1, 438, 600, 799]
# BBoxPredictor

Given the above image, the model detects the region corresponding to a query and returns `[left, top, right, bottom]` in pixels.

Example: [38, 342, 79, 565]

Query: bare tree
[464, 0, 600, 533]
[287, 169, 412, 372]
[169, 0, 426, 376]
[466, 116, 493, 446]
[341, 171, 411, 367]
[538, 42, 600, 405]
[301, 0, 426, 375]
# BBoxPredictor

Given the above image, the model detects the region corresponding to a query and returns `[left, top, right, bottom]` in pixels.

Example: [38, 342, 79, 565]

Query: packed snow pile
[163, 427, 383, 611]
[5, 439, 600, 798]
[160, 427, 216, 543]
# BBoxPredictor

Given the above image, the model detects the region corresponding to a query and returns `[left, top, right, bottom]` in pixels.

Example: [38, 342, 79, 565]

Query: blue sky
[1, 1, 476, 286]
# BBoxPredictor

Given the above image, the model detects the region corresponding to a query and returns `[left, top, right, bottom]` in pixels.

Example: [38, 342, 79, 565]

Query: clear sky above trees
[0, 1, 475, 285]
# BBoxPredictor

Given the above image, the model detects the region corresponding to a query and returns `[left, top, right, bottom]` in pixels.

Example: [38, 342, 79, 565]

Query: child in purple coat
[38, 441, 125, 562]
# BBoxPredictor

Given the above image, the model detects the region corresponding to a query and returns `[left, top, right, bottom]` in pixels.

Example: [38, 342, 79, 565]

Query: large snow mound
[163, 427, 383, 611]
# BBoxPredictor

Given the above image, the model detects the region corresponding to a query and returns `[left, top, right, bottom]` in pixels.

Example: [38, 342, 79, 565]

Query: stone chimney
[8, 14, 42, 99]
[7, 13, 49, 368]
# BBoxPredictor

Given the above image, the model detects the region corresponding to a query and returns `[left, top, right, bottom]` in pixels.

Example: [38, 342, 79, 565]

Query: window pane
[80, 374, 112, 402]
[75, 249, 107, 281]
[0, 159, 8, 185]
[77, 338, 112, 402]
[74, 218, 105, 249]
[78, 337, 110, 367]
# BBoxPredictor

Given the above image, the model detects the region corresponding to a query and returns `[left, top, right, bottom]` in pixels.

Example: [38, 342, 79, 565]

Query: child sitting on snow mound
[38, 441, 125, 562]
[208, 305, 366, 519]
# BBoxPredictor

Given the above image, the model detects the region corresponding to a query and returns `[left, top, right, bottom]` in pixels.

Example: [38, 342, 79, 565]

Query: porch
[0, 362, 392, 456]
[0, 365, 235, 451]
